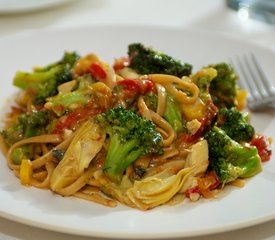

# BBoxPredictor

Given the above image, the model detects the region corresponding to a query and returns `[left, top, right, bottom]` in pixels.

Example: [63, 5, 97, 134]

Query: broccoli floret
[164, 95, 185, 133]
[46, 75, 94, 116]
[217, 107, 255, 143]
[0, 124, 24, 146]
[13, 52, 80, 105]
[18, 110, 50, 138]
[1, 126, 31, 164]
[1, 111, 50, 144]
[96, 107, 163, 183]
[205, 126, 262, 184]
[1, 110, 50, 164]
[209, 63, 238, 108]
[34, 51, 80, 72]
[128, 43, 192, 77]
[192, 67, 217, 102]
[59, 51, 80, 68]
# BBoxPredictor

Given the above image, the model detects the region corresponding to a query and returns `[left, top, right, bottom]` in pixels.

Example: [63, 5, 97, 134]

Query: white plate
[0, 0, 72, 14]
[0, 26, 274, 239]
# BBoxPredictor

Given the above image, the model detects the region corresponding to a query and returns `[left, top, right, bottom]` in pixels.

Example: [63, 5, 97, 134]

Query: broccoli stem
[12, 146, 30, 165]
[164, 95, 184, 133]
[104, 134, 139, 183]
[13, 67, 59, 90]
[228, 142, 261, 178]
[49, 91, 89, 107]
[97, 107, 163, 183]
[13, 52, 78, 105]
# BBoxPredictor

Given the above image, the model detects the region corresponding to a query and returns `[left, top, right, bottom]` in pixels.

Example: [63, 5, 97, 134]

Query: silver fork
[230, 53, 275, 110]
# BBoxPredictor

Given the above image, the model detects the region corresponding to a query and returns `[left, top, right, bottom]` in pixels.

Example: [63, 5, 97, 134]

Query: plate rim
[0, 0, 73, 14]
[0, 24, 274, 239]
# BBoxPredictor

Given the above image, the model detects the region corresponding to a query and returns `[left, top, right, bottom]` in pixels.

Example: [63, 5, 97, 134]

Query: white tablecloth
[0, 0, 274, 239]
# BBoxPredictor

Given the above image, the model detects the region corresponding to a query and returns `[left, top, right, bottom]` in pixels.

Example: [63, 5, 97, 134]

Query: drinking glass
[226, 0, 275, 24]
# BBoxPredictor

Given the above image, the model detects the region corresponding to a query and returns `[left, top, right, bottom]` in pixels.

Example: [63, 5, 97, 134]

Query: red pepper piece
[251, 135, 272, 162]
[52, 105, 103, 135]
[89, 63, 107, 80]
[117, 79, 154, 94]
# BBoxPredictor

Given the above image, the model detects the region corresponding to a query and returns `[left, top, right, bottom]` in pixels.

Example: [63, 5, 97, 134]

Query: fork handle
[250, 101, 275, 111]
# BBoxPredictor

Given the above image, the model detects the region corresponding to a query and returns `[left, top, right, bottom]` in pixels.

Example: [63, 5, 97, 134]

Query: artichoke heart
[124, 140, 209, 210]
[185, 139, 209, 175]
[126, 167, 194, 210]
[50, 119, 106, 192]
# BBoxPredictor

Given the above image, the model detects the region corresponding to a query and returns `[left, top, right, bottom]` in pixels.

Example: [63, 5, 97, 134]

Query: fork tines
[230, 53, 275, 110]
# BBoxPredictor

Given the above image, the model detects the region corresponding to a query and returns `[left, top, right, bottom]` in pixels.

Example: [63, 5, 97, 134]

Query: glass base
[226, 0, 275, 25]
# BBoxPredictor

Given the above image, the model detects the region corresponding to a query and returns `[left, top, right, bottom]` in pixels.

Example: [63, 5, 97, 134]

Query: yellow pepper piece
[20, 159, 33, 186]
[236, 89, 248, 111]
[182, 98, 205, 121]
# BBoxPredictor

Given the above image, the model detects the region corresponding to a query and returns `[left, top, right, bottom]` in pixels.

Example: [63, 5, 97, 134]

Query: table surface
[0, 0, 275, 239]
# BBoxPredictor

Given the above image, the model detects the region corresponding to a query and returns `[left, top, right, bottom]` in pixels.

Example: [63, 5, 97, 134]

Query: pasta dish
[0, 43, 272, 210]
